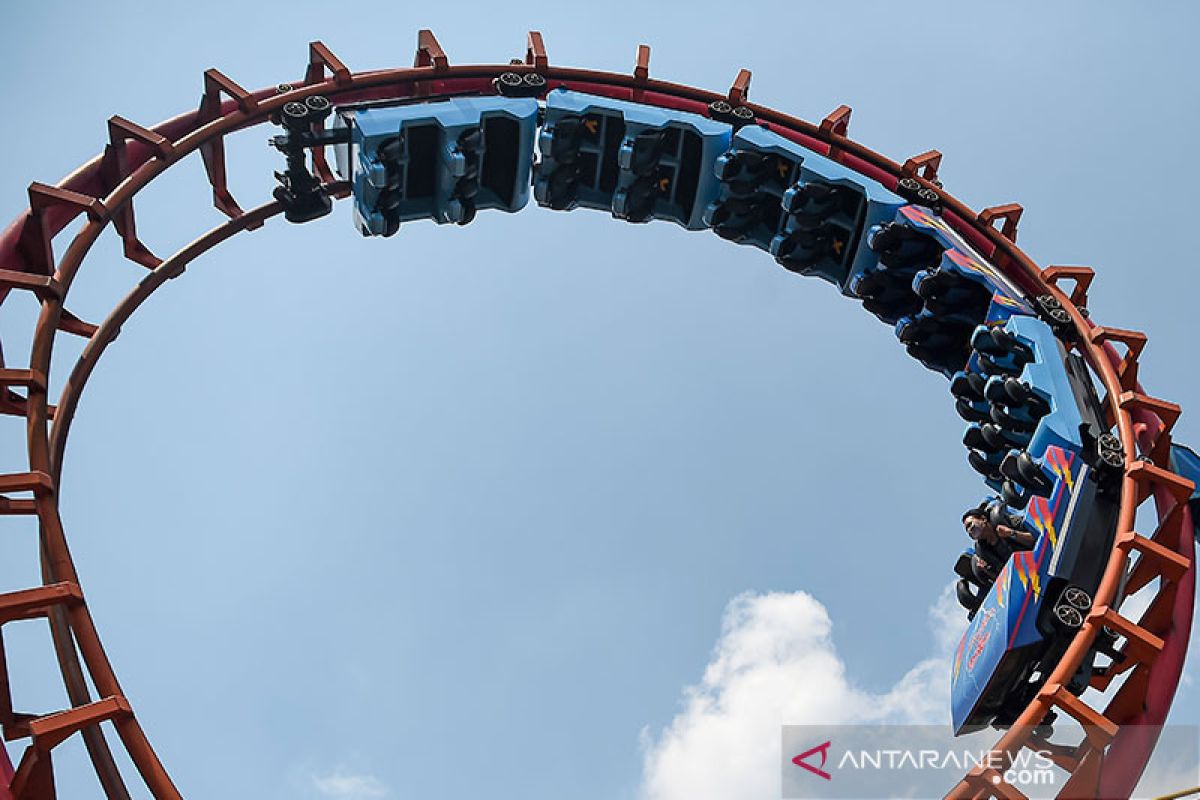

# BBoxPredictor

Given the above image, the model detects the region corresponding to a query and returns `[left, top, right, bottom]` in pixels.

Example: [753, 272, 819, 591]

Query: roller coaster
[0, 31, 1194, 799]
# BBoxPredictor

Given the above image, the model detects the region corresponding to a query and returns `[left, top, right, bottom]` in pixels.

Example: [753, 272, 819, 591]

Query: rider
[962, 503, 1036, 583]
[954, 503, 1038, 615]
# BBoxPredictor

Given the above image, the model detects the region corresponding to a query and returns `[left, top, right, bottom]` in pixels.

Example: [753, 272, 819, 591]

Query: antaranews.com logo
[781, 725, 1199, 799]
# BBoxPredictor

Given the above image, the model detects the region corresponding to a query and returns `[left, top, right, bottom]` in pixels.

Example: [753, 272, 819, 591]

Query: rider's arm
[996, 525, 1036, 549]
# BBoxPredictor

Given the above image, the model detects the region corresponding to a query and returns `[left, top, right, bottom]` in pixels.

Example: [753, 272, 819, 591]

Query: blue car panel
[1170, 444, 1200, 503]
[876, 205, 1035, 375]
[885, 205, 1031, 312]
[534, 89, 732, 229]
[705, 124, 907, 290]
[1170, 444, 1200, 540]
[956, 314, 1089, 495]
[1002, 316, 1087, 460]
[335, 97, 539, 235]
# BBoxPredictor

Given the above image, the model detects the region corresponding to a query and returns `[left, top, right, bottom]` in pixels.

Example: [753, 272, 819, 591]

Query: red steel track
[0, 31, 1192, 800]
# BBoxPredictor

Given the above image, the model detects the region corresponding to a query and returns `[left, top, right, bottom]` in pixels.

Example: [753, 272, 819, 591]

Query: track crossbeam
[0, 583, 83, 625]
[1120, 529, 1192, 594]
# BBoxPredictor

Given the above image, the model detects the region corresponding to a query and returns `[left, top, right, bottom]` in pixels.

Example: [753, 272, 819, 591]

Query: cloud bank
[639, 587, 965, 800]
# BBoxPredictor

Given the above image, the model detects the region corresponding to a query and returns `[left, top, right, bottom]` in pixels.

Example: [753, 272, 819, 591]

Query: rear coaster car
[951, 445, 1119, 734]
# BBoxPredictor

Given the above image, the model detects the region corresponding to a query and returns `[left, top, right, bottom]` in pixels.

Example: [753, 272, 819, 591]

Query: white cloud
[311, 769, 389, 800]
[638, 585, 966, 800]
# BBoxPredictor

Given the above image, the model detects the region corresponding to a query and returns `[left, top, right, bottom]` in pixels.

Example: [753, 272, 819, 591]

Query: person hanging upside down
[962, 504, 1036, 583]
[954, 503, 1038, 617]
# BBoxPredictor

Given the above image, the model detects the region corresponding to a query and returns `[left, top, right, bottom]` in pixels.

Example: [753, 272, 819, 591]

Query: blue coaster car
[952, 295, 1044, 408]
[867, 205, 1033, 375]
[533, 90, 732, 229]
[334, 97, 539, 236]
[851, 220, 941, 328]
[950, 445, 1120, 734]
[893, 205, 1029, 311]
[952, 315, 1108, 502]
[703, 125, 906, 290]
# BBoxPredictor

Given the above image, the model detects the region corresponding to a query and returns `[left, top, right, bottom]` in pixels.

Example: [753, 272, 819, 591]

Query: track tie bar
[633, 44, 650, 82]
[1090, 326, 1148, 391]
[0, 371, 46, 391]
[1120, 391, 1182, 463]
[301, 42, 353, 184]
[1127, 460, 1194, 506]
[1091, 605, 1165, 665]
[1041, 265, 1095, 307]
[820, 104, 851, 160]
[414, 29, 450, 71]
[0, 472, 52, 496]
[525, 31, 548, 71]
[0, 372, 50, 438]
[198, 69, 257, 221]
[0, 498, 36, 515]
[202, 69, 257, 114]
[103, 116, 171, 270]
[0, 393, 55, 422]
[0, 583, 83, 625]
[1039, 683, 1118, 745]
[1, 713, 39, 743]
[10, 696, 137, 797]
[902, 150, 942, 183]
[1119, 529, 1192, 594]
[979, 203, 1023, 243]
[727, 68, 752, 106]
[27, 695, 133, 751]
[28, 183, 107, 222]
[0, 269, 60, 300]
[305, 41, 351, 87]
[107, 116, 174, 160]
[1024, 732, 1082, 772]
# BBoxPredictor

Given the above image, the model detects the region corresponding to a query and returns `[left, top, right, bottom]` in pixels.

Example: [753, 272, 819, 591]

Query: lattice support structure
[0, 32, 1190, 799]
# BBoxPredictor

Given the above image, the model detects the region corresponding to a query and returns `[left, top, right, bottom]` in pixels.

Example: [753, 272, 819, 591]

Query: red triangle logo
[792, 740, 832, 781]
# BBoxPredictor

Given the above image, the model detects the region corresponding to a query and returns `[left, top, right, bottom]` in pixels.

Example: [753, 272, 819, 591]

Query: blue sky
[1, 2, 1198, 798]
